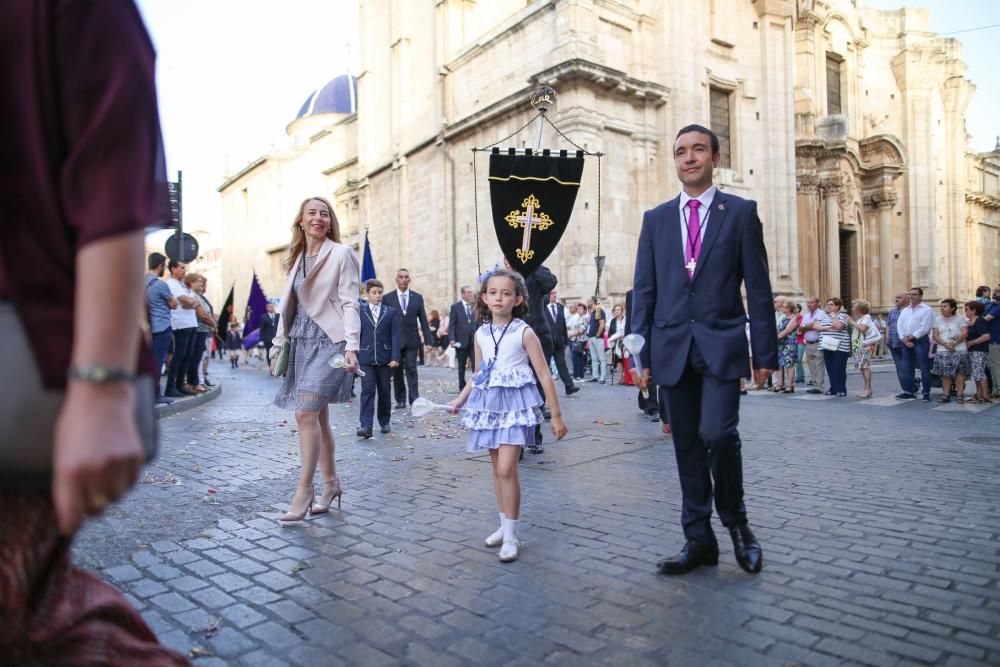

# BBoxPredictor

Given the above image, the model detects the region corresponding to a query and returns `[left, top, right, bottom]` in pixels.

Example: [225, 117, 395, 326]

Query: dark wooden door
[839, 230, 853, 306]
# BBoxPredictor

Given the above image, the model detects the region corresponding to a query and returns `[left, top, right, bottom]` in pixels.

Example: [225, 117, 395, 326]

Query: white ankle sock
[485, 513, 506, 546]
[503, 517, 519, 545]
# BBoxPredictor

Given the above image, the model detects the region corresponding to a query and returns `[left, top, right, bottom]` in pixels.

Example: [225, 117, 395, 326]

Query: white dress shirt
[369, 303, 381, 323]
[396, 289, 410, 314]
[678, 184, 718, 264]
[896, 302, 934, 340]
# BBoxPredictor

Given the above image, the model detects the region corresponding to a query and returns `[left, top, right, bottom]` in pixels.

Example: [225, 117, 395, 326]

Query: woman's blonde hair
[284, 196, 340, 273]
[183, 273, 204, 287]
[852, 299, 870, 315]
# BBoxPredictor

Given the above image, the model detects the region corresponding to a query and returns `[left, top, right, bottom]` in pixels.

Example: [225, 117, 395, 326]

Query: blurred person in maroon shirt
[0, 1, 189, 663]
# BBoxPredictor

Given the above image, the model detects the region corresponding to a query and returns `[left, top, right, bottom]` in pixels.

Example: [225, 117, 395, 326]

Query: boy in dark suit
[356, 279, 401, 439]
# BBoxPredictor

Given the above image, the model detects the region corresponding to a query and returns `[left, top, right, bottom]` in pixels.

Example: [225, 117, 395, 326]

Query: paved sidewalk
[76, 359, 1000, 666]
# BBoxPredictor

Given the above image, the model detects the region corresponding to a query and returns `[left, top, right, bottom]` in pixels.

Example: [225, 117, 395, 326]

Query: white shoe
[499, 540, 519, 562]
[485, 527, 504, 548]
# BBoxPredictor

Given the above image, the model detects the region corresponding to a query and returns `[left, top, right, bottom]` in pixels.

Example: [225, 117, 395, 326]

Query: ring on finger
[88, 494, 109, 511]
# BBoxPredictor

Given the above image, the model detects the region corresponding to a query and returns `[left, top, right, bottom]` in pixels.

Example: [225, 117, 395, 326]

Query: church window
[709, 86, 732, 169]
[826, 54, 843, 115]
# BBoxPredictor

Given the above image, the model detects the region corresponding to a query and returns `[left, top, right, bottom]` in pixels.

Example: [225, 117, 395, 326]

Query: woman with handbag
[271, 196, 361, 522]
[931, 298, 968, 403]
[813, 297, 850, 396]
[607, 303, 627, 383]
[847, 299, 881, 398]
[566, 302, 589, 381]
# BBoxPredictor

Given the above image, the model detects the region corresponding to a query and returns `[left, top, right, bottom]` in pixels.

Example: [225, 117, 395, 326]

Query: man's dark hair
[675, 124, 720, 155]
[147, 252, 166, 271]
[167, 259, 183, 271]
[909, 286, 924, 296]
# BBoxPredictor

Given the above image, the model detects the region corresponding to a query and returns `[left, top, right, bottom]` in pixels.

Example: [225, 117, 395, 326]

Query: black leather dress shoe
[394, 402, 406, 410]
[163, 389, 185, 398]
[356, 428, 373, 439]
[566, 386, 580, 395]
[656, 540, 719, 575]
[729, 525, 763, 574]
[380, 425, 391, 434]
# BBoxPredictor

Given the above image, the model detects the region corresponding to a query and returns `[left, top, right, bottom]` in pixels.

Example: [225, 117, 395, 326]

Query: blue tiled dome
[295, 75, 358, 119]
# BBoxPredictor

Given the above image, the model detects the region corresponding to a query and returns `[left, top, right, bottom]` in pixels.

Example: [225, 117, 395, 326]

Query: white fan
[622, 333, 648, 398]
[410, 397, 458, 417]
[328, 353, 366, 377]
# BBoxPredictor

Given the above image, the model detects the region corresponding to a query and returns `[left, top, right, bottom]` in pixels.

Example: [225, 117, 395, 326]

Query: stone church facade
[217, 0, 998, 314]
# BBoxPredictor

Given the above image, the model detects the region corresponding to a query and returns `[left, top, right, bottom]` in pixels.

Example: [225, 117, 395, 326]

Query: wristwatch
[67, 364, 137, 384]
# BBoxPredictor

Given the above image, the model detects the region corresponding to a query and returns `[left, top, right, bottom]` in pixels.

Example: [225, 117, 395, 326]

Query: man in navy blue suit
[631, 124, 777, 575]
[382, 269, 434, 408]
[448, 285, 477, 390]
[356, 279, 401, 439]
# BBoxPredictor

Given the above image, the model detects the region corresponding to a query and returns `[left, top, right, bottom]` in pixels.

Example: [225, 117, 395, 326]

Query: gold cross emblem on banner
[505, 194, 554, 264]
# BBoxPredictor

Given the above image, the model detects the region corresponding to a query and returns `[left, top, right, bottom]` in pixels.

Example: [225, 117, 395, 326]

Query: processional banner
[488, 150, 584, 276]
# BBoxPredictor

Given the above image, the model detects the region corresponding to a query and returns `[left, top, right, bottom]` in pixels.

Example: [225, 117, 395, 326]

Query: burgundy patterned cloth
[0, 491, 190, 665]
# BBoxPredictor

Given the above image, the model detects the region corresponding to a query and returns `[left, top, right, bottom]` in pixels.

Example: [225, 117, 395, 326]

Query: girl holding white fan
[448, 268, 567, 562]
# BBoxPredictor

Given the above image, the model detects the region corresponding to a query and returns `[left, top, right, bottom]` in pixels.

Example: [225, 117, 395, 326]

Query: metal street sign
[165, 233, 199, 263]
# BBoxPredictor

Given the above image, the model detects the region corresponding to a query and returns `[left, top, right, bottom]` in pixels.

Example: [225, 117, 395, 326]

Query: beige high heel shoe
[312, 477, 343, 514]
[279, 485, 315, 522]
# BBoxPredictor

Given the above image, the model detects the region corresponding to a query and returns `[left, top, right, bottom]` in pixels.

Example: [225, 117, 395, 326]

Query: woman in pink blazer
[271, 197, 361, 522]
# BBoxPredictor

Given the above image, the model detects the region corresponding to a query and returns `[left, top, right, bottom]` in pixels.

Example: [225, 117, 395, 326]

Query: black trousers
[662, 340, 747, 544]
[166, 327, 197, 392]
[359, 364, 393, 429]
[551, 344, 575, 392]
[187, 331, 208, 386]
[392, 347, 420, 405]
[455, 345, 472, 391]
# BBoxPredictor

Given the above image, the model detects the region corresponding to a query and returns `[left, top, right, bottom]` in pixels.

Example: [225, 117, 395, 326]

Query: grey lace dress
[273, 254, 352, 410]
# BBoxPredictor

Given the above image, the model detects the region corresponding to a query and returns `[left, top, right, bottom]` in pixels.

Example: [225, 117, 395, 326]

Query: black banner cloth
[488, 152, 584, 276]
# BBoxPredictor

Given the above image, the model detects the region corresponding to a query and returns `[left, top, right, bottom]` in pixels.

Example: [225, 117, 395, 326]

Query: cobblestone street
[76, 358, 1000, 666]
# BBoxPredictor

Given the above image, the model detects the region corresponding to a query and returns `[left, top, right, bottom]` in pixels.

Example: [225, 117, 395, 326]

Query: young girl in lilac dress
[449, 268, 567, 562]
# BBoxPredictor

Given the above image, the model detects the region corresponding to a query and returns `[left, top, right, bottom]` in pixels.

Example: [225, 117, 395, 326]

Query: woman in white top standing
[566, 302, 589, 381]
[931, 298, 968, 403]
[812, 297, 850, 396]
[606, 303, 627, 383]
[846, 299, 881, 398]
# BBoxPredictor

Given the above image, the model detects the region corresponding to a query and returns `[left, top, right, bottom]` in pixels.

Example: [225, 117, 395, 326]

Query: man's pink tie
[685, 200, 702, 279]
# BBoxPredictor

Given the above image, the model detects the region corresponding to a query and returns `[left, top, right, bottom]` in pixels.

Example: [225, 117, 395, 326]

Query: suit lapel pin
[718, 204, 725, 211]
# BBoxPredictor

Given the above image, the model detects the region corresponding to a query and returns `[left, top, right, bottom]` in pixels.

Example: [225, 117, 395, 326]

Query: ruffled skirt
[461, 382, 543, 452]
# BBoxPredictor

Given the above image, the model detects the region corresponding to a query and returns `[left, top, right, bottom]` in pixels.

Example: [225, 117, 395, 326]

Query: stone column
[873, 191, 897, 309]
[795, 173, 820, 299]
[821, 178, 841, 298]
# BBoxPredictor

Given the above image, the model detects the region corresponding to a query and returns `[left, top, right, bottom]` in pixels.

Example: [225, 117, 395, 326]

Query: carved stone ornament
[871, 190, 898, 209]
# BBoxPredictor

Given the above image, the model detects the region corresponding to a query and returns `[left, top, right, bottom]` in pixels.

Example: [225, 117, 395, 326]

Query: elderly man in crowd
[885, 291, 911, 398]
[798, 296, 825, 394]
[896, 286, 934, 401]
[985, 284, 1000, 398]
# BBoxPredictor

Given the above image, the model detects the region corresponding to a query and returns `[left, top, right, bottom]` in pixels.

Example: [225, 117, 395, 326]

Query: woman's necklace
[470, 319, 513, 388]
